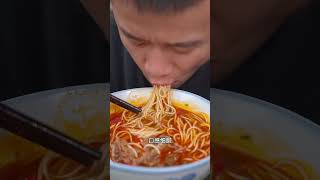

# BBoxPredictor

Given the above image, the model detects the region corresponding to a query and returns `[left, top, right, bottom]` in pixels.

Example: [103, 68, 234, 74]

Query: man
[110, 0, 211, 99]
[213, 0, 320, 124]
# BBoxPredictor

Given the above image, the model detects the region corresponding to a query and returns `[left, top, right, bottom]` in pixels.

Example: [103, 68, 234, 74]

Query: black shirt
[110, 16, 210, 100]
[214, 2, 320, 124]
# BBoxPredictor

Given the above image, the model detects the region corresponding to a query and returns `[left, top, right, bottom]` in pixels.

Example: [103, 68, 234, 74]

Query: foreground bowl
[212, 88, 320, 178]
[0, 84, 108, 176]
[111, 88, 210, 180]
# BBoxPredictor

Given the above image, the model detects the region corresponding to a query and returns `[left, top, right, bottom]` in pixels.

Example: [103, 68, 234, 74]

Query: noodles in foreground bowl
[110, 86, 210, 167]
[213, 142, 312, 180]
[36, 136, 108, 180]
[0, 134, 108, 180]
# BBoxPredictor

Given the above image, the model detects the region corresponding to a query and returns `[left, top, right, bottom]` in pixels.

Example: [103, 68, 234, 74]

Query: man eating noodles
[110, 0, 210, 99]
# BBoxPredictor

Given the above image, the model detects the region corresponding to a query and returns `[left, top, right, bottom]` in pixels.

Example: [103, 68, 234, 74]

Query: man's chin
[171, 80, 184, 88]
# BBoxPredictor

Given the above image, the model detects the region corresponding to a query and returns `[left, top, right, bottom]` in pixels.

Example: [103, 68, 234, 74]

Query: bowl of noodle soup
[213, 88, 320, 179]
[110, 87, 210, 180]
[0, 84, 108, 180]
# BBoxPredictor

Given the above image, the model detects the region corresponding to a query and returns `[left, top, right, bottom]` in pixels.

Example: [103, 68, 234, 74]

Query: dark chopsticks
[110, 95, 142, 114]
[0, 102, 102, 166]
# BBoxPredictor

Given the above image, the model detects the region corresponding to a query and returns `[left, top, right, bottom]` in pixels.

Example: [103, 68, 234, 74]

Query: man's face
[112, 0, 210, 87]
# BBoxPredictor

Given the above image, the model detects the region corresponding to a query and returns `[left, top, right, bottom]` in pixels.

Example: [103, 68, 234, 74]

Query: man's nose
[144, 47, 172, 79]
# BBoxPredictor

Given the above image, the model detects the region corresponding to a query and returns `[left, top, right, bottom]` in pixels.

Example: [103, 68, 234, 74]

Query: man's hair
[112, 0, 202, 14]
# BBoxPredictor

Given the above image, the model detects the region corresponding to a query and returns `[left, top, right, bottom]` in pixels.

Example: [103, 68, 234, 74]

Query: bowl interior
[0, 84, 108, 167]
[110, 88, 210, 172]
[212, 88, 320, 175]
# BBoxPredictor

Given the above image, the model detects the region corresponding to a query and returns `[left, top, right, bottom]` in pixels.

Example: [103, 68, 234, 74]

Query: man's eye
[131, 39, 147, 47]
[173, 46, 193, 54]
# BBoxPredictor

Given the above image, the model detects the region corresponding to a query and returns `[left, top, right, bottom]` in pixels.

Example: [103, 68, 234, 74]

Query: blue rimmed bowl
[111, 88, 210, 180]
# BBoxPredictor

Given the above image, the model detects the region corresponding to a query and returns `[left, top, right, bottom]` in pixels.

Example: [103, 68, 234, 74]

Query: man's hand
[80, 0, 109, 40]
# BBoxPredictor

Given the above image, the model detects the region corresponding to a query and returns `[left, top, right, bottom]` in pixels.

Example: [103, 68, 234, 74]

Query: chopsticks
[0, 103, 102, 166]
[110, 95, 142, 114]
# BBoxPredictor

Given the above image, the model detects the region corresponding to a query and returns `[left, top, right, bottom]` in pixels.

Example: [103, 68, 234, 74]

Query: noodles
[110, 85, 210, 166]
[214, 142, 311, 180]
[36, 137, 108, 180]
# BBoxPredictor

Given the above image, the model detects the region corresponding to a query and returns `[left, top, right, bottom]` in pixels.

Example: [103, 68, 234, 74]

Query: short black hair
[112, 0, 202, 14]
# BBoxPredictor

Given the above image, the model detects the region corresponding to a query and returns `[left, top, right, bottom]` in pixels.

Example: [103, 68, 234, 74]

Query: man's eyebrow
[169, 40, 203, 48]
[119, 26, 145, 41]
[119, 26, 202, 47]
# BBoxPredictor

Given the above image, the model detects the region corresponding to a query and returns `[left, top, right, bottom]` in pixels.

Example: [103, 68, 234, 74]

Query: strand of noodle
[68, 143, 106, 179]
[129, 142, 144, 151]
[54, 166, 84, 179]
[167, 118, 174, 128]
[42, 142, 107, 180]
[193, 152, 203, 160]
[186, 126, 202, 134]
[173, 134, 181, 143]
[184, 113, 200, 123]
[184, 131, 192, 145]
[129, 128, 145, 135]
[55, 159, 87, 177]
[38, 152, 59, 180]
[183, 158, 193, 161]
[200, 138, 206, 148]
[111, 128, 118, 143]
[191, 114, 208, 125]
[166, 127, 177, 136]
[180, 117, 193, 130]
[257, 162, 290, 180]
[181, 123, 188, 144]
[127, 144, 138, 158]
[249, 165, 272, 180]
[200, 123, 210, 128]
[198, 112, 209, 123]
[190, 140, 199, 153]
[189, 132, 205, 148]
[197, 149, 208, 157]
[162, 98, 175, 115]
[247, 167, 264, 180]
[274, 160, 309, 180]
[200, 133, 210, 138]
[144, 144, 161, 154]
[176, 117, 183, 140]
[116, 131, 133, 142]
[226, 171, 250, 180]
[57, 162, 70, 175]
[180, 115, 195, 125]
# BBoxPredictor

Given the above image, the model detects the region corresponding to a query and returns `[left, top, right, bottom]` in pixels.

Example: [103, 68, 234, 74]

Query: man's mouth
[150, 80, 177, 87]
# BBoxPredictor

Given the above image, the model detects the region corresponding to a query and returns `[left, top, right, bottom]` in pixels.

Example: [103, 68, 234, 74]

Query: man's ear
[80, 0, 110, 41]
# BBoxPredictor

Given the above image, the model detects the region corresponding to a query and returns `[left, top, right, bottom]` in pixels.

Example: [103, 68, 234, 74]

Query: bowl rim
[110, 157, 210, 174]
[110, 87, 210, 174]
[112, 87, 210, 113]
[212, 88, 320, 132]
[2, 83, 108, 104]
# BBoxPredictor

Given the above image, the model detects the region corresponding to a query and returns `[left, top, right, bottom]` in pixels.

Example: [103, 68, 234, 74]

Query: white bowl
[111, 88, 211, 180]
[0, 84, 108, 169]
[212, 88, 320, 178]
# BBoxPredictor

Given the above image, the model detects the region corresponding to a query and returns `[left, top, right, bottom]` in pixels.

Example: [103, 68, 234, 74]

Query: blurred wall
[0, 0, 109, 101]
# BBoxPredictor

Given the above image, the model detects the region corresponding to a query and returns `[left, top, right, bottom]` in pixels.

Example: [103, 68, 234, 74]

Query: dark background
[214, 1, 320, 124]
[0, 0, 109, 101]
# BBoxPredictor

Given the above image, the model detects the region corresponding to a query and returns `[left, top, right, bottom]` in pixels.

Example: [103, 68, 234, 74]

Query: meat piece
[164, 153, 178, 166]
[111, 139, 139, 165]
[136, 146, 160, 166]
